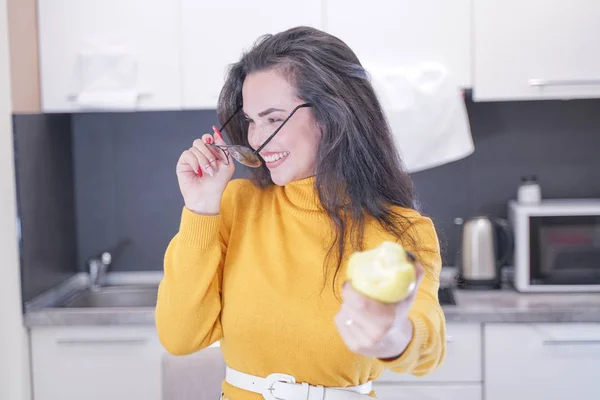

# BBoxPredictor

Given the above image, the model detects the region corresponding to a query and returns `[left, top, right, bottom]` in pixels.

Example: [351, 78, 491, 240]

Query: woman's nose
[248, 126, 268, 150]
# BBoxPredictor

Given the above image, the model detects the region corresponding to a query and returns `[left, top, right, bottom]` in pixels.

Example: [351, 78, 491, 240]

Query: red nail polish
[206, 137, 213, 144]
[196, 167, 203, 176]
[213, 125, 222, 139]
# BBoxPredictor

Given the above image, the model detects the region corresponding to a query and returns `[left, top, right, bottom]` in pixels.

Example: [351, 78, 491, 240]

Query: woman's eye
[268, 118, 282, 123]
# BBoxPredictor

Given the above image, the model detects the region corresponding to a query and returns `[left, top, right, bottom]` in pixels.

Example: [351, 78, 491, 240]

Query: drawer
[30, 326, 165, 400]
[373, 383, 482, 400]
[377, 323, 481, 383]
[484, 323, 600, 400]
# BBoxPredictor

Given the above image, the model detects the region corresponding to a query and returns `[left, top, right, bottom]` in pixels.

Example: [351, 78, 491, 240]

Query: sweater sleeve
[154, 205, 228, 356]
[377, 215, 447, 376]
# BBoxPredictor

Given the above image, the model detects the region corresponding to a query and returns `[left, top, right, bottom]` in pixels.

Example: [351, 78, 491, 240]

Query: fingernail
[205, 136, 213, 144]
[213, 125, 222, 139]
[204, 166, 214, 177]
[196, 167, 203, 177]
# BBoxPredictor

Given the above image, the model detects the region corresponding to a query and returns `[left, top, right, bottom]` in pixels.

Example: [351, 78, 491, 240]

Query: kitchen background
[4, 1, 600, 400]
[13, 97, 600, 302]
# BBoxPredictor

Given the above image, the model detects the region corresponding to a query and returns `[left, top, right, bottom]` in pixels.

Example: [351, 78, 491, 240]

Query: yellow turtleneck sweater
[155, 177, 446, 399]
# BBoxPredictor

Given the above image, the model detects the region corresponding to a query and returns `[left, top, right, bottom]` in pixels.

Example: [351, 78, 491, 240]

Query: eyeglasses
[209, 102, 312, 168]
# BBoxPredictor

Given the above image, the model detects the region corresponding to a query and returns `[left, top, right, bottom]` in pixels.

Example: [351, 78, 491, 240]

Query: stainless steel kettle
[457, 216, 513, 289]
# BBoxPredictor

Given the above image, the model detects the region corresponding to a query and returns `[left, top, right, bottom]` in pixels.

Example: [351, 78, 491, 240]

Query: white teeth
[263, 152, 289, 163]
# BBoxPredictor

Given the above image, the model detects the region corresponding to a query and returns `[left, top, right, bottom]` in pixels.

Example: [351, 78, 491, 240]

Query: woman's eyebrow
[243, 108, 286, 118]
[258, 108, 285, 117]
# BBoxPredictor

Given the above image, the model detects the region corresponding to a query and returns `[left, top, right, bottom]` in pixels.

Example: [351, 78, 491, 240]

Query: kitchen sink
[59, 285, 159, 308]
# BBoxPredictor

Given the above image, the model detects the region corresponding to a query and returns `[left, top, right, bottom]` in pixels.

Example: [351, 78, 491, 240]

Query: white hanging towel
[72, 36, 142, 111]
[366, 61, 474, 173]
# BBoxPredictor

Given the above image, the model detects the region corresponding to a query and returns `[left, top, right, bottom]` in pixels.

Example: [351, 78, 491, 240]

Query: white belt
[225, 366, 374, 400]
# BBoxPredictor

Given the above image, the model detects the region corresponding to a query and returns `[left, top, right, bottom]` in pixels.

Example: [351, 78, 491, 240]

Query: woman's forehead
[242, 70, 296, 113]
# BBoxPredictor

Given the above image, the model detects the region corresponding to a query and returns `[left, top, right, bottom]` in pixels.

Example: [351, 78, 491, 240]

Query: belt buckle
[262, 373, 296, 400]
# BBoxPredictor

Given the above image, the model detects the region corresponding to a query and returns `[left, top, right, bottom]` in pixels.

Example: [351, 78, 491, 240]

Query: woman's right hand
[176, 126, 235, 215]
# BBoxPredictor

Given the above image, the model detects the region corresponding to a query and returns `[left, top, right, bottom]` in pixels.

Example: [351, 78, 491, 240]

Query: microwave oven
[508, 199, 600, 292]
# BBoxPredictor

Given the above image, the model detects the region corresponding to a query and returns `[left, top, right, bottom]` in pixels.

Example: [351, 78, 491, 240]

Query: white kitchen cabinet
[30, 326, 165, 400]
[484, 323, 600, 400]
[325, 0, 472, 88]
[373, 383, 482, 400]
[181, 0, 324, 109]
[378, 323, 482, 383]
[473, 0, 600, 101]
[37, 0, 182, 112]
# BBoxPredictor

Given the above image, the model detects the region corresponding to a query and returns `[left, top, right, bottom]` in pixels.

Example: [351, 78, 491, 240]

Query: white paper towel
[73, 37, 141, 111]
[367, 62, 474, 173]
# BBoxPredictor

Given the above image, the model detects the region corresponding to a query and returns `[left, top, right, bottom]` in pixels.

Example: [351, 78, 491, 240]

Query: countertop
[23, 270, 600, 327]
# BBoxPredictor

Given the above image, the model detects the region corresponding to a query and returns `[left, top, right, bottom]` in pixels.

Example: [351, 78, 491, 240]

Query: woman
[155, 26, 446, 400]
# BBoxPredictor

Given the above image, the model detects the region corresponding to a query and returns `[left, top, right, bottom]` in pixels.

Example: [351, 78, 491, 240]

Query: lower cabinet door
[373, 383, 482, 400]
[31, 326, 165, 400]
[484, 323, 600, 400]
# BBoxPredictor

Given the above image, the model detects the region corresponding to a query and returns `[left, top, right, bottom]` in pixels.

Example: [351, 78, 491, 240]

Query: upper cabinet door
[37, 0, 182, 113]
[181, 0, 324, 110]
[474, 0, 600, 101]
[325, 0, 472, 88]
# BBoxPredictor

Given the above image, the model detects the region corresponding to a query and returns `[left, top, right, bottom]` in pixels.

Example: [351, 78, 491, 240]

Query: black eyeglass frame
[209, 102, 313, 168]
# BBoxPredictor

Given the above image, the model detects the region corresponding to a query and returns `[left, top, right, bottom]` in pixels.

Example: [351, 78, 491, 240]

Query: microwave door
[540, 246, 556, 276]
[544, 247, 600, 284]
[538, 223, 597, 272]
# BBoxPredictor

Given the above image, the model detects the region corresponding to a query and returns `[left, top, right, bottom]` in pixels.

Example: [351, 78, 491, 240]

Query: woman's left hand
[334, 262, 425, 360]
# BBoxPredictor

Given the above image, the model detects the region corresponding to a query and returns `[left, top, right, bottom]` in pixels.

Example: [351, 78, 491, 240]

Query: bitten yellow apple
[346, 241, 417, 303]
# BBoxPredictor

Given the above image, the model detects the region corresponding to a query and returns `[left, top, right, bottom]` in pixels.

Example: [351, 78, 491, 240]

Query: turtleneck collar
[280, 175, 323, 212]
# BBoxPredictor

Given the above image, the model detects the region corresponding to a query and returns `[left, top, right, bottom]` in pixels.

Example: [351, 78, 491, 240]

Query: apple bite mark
[346, 241, 417, 304]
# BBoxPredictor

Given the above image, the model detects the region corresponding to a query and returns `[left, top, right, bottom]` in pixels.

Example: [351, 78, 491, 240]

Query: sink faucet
[86, 239, 132, 291]
[88, 252, 112, 291]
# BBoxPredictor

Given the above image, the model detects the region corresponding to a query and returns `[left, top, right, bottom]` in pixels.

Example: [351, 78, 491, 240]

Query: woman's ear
[316, 121, 325, 138]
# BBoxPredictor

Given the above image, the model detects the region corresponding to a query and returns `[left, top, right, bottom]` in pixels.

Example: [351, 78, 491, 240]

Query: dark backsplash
[71, 98, 600, 270]
[70, 110, 251, 273]
[411, 98, 600, 265]
[14, 98, 600, 301]
[13, 113, 77, 303]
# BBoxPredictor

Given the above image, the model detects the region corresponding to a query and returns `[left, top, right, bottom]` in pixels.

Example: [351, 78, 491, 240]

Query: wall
[7, 0, 41, 113]
[13, 113, 77, 303]
[0, 0, 32, 399]
[411, 97, 600, 265]
[70, 98, 600, 269]
[71, 110, 250, 271]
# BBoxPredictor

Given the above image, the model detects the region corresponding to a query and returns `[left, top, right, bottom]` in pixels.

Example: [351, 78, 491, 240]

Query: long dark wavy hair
[217, 26, 419, 293]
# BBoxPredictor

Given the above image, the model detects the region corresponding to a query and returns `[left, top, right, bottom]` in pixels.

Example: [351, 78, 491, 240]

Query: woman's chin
[270, 172, 292, 187]
[268, 161, 314, 186]
[268, 165, 298, 186]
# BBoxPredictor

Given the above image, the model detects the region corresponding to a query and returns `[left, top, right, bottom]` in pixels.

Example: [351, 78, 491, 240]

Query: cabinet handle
[529, 79, 600, 87]
[56, 338, 148, 346]
[543, 340, 600, 346]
